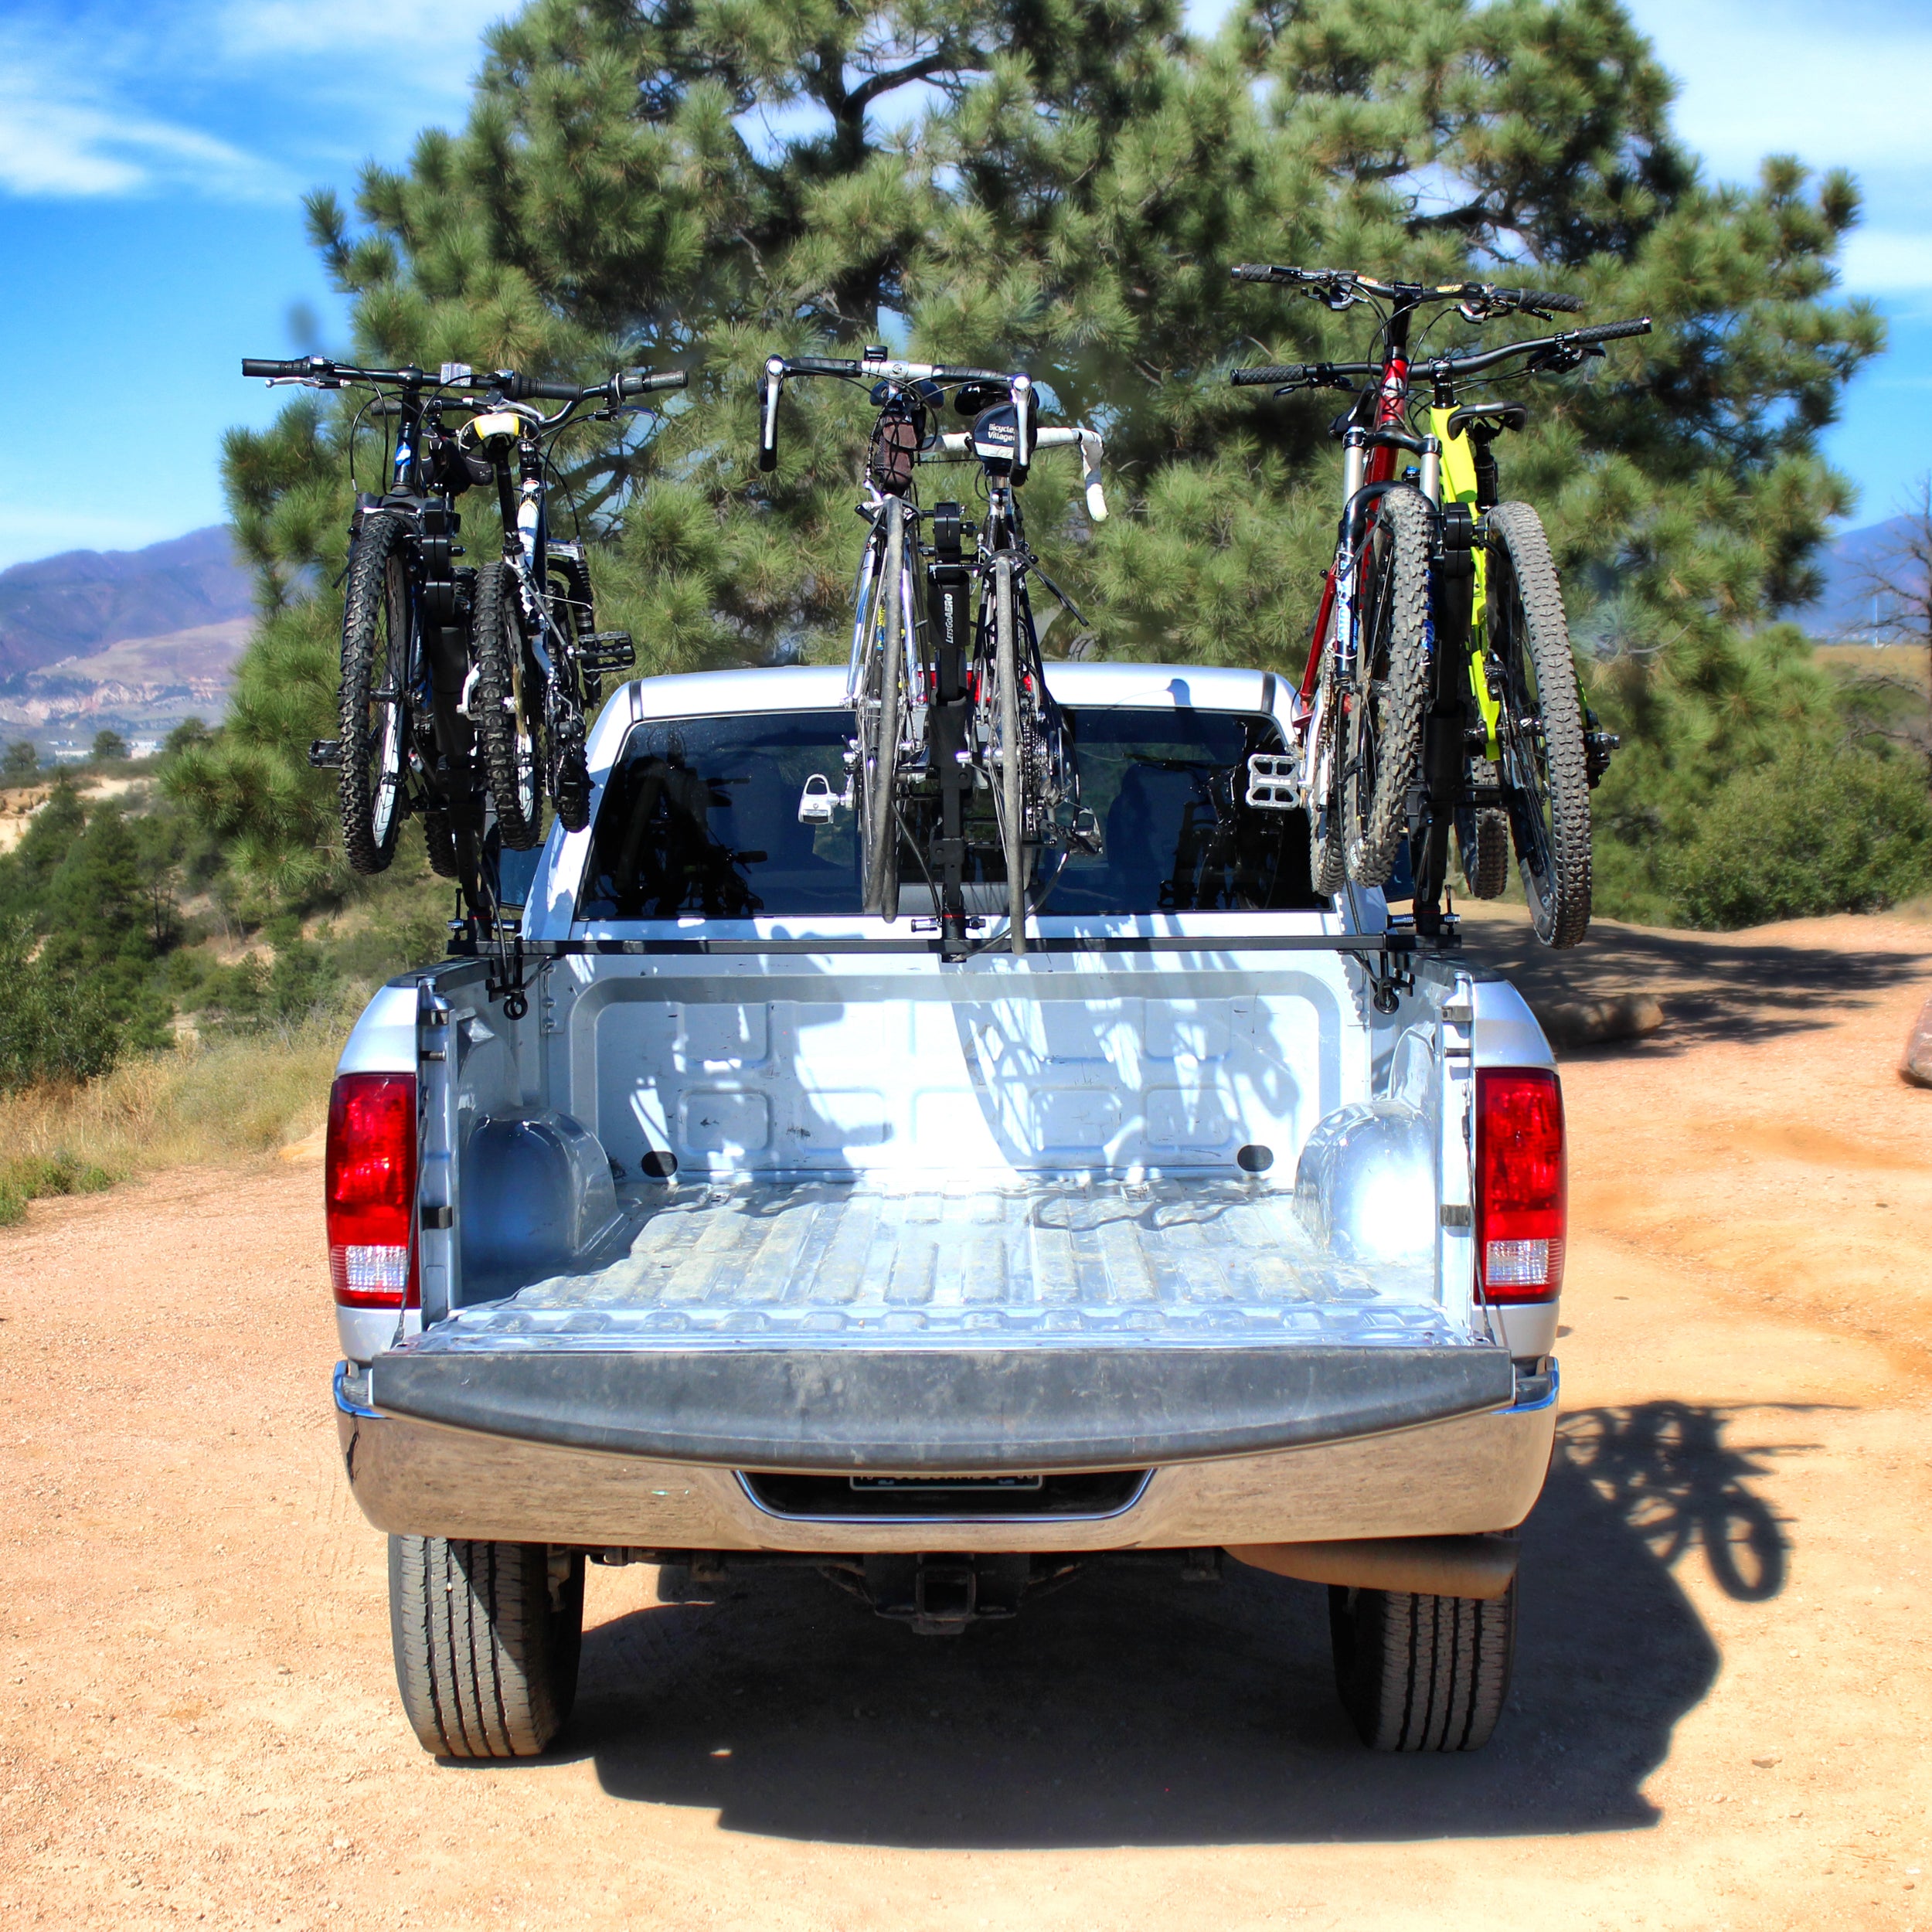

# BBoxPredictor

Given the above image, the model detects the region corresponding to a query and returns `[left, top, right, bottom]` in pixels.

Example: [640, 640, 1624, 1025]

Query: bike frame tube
[1434, 405, 1502, 759]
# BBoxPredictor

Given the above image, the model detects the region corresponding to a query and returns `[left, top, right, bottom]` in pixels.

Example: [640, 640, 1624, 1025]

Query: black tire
[1458, 805, 1510, 898]
[339, 511, 412, 876]
[471, 561, 545, 852]
[389, 1536, 583, 1759]
[550, 699, 591, 834]
[859, 500, 906, 920]
[992, 554, 1027, 953]
[1306, 649, 1348, 899]
[1487, 501, 1591, 947]
[1328, 1580, 1515, 1752]
[1342, 488, 1431, 887]
[423, 808, 459, 879]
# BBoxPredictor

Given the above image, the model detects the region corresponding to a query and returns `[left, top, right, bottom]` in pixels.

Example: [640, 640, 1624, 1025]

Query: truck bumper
[335, 1351, 1557, 1553]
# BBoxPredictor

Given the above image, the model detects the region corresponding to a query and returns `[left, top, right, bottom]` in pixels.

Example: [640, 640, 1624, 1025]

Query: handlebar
[242, 355, 687, 412]
[1230, 361, 1376, 388]
[1231, 317, 1650, 396]
[1230, 264, 1585, 315]
[928, 425, 1108, 521]
[757, 348, 1032, 478]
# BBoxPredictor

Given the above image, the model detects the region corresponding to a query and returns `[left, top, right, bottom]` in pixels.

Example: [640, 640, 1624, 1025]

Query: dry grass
[0, 1019, 343, 1223]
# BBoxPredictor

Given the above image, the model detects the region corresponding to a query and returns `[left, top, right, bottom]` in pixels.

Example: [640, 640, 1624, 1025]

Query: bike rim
[369, 554, 410, 846]
[1496, 568, 1556, 888]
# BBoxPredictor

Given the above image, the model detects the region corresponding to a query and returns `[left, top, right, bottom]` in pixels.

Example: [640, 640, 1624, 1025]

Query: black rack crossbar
[518, 932, 1437, 958]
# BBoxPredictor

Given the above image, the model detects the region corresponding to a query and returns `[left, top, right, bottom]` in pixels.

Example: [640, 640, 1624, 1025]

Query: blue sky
[0, 0, 1927, 570]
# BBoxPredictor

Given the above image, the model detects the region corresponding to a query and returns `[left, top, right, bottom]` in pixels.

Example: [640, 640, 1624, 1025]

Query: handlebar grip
[1565, 317, 1651, 346]
[617, 368, 688, 399]
[501, 374, 587, 402]
[787, 355, 859, 376]
[1231, 365, 1308, 386]
[1230, 264, 1289, 284]
[241, 357, 315, 379]
[1520, 289, 1585, 314]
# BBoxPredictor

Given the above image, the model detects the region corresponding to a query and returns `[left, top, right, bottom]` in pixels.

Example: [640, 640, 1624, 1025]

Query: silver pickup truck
[326, 662, 1565, 1762]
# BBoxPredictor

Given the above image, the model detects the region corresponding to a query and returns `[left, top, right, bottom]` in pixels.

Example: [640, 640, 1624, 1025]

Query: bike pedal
[578, 631, 636, 672]
[308, 739, 343, 770]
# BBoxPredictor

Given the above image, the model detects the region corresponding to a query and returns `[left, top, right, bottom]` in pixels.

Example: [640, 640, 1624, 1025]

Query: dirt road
[4, 910, 1931, 1930]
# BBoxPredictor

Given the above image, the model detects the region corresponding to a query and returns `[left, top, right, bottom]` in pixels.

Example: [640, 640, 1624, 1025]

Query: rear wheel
[992, 555, 1029, 953]
[1458, 805, 1510, 898]
[339, 511, 412, 875]
[1487, 501, 1591, 947]
[389, 1536, 583, 1759]
[859, 499, 906, 920]
[422, 808, 459, 879]
[1328, 1580, 1515, 1751]
[1305, 643, 1348, 899]
[1342, 488, 1431, 887]
[471, 562, 545, 852]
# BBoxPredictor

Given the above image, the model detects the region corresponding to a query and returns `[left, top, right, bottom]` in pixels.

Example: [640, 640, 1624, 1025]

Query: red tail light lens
[325, 1073, 419, 1309]
[1475, 1067, 1566, 1301]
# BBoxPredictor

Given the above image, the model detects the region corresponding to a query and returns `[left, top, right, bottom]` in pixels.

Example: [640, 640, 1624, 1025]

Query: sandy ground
[3, 910, 1931, 1930]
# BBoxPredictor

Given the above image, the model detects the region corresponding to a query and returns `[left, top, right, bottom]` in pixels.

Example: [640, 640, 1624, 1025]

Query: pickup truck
[326, 662, 1564, 1761]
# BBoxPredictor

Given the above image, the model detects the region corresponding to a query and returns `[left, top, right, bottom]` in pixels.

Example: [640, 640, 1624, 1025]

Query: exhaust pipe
[1224, 1534, 1518, 1600]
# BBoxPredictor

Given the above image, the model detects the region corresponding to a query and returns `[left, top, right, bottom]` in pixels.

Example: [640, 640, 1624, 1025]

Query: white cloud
[1839, 232, 1932, 295]
[218, 0, 506, 86]
[0, 64, 281, 199]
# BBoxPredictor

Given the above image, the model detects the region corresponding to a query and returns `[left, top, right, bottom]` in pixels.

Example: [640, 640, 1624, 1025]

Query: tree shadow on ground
[557, 1401, 1818, 1845]
[1456, 915, 1928, 1056]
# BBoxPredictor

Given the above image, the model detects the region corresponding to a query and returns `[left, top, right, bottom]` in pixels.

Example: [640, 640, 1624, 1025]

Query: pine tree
[182, 0, 1883, 919]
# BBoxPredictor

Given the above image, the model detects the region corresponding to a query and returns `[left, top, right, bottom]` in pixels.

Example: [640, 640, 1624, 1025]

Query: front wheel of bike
[859, 498, 906, 920]
[1342, 488, 1431, 888]
[472, 561, 545, 852]
[339, 511, 412, 876]
[1487, 502, 1591, 948]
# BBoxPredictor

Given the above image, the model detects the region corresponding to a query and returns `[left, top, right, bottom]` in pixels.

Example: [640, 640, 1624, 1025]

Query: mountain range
[0, 506, 1917, 754]
[0, 527, 255, 751]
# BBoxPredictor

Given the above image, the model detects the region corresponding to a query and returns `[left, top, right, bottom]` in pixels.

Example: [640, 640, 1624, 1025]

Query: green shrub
[0, 920, 124, 1092]
[0, 1151, 114, 1227]
[1664, 748, 1932, 930]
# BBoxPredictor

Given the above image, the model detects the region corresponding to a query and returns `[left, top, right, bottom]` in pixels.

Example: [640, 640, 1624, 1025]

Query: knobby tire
[472, 561, 545, 852]
[339, 511, 411, 875]
[1343, 488, 1431, 888]
[1306, 647, 1348, 898]
[1487, 501, 1591, 947]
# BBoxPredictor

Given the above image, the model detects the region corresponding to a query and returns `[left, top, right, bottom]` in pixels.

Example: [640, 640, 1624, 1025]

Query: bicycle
[758, 348, 1107, 955]
[1228, 267, 1650, 947]
[240, 355, 683, 877]
[447, 362, 685, 849]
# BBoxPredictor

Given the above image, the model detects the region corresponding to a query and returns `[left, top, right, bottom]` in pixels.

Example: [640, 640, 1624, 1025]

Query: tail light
[325, 1073, 419, 1308]
[1475, 1067, 1566, 1301]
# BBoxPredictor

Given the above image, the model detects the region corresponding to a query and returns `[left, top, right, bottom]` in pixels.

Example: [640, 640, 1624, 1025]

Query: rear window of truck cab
[576, 706, 1322, 920]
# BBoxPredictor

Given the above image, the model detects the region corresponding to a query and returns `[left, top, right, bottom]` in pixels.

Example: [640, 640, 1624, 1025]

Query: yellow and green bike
[1232, 264, 1649, 947]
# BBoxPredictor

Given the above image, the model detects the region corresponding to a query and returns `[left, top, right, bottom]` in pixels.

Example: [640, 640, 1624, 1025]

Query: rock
[1902, 994, 1932, 1089]
[1530, 992, 1666, 1049]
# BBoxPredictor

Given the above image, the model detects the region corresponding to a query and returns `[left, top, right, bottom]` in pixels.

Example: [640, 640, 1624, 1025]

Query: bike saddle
[1446, 402, 1529, 440]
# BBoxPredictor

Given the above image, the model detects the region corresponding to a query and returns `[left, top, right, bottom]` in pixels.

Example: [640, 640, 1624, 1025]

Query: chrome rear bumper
[335, 1362, 1557, 1554]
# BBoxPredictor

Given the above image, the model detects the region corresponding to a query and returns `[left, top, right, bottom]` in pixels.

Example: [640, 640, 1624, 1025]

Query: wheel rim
[369, 554, 410, 847]
[1495, 560, 1556, 895]
[505, 607, 539, 823]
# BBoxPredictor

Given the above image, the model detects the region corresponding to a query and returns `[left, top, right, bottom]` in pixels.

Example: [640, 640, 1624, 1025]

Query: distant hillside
[0, 527, 253, 682]
[1787, 516, 1919, 641]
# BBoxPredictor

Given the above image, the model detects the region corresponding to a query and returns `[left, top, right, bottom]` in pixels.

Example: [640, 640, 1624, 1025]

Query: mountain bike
[1229, 267, 1649, 947]
[242, 356, 683, 876]
[450, 364, 685, 849]
[757, 348, 1107, 954]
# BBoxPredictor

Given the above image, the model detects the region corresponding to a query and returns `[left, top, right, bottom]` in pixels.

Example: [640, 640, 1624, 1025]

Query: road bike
[241, 356, 683, 877]
[1229, 267, 1650, 947]
[758, 349, 1107, 954]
